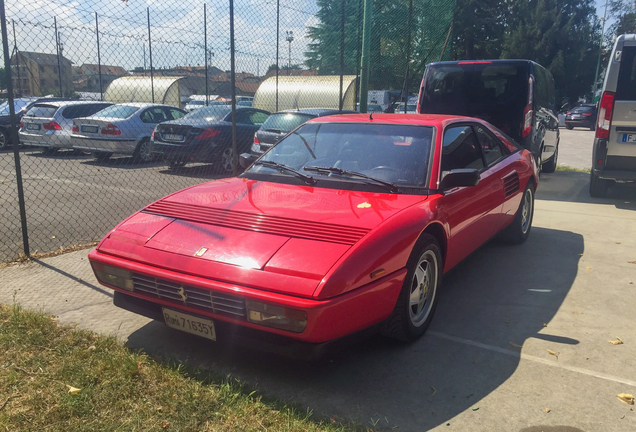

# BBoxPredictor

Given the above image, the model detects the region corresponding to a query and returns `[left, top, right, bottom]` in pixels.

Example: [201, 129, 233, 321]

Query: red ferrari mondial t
[89, 114, 538, 353]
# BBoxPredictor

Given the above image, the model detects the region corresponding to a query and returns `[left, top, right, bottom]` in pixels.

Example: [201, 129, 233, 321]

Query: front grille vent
[131, 273, 246, 319]
[503, 173, 520, 197]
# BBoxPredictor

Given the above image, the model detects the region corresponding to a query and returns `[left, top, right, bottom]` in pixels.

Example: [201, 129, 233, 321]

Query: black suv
[565, 104, 597, 130]
[251, 108, 355, 157]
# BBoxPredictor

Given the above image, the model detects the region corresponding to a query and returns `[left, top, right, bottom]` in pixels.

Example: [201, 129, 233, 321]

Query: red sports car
[89, 114, 538, 353]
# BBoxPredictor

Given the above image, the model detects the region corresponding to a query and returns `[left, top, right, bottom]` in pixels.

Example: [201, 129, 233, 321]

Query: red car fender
[314, 197, 448, 299]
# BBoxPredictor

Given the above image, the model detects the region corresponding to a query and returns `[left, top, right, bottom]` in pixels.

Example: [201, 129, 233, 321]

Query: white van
[591, 34, 636, 196]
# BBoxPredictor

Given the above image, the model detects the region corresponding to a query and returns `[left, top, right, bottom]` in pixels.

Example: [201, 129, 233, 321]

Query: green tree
[502, 0, 600, 104]
[451, 0, 507, 60]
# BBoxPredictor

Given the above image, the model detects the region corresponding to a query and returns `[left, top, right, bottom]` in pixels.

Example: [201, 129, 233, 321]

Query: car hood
[97, 177, 427, 297]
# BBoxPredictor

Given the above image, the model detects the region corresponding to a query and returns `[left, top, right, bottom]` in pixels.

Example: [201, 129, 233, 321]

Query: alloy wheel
[408, 250, 438, 327]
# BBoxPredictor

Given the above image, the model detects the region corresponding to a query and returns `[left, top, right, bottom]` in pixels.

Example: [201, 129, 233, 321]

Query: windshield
[261, 113, 314, 133]
[0, 99, 32, 115]
[183, 106, 231, 121]
[91, 105, 139, 119]
[248, 122, 434, 188]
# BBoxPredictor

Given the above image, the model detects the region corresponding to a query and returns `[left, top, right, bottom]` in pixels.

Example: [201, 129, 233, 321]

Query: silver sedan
[71, 103, 186, 162]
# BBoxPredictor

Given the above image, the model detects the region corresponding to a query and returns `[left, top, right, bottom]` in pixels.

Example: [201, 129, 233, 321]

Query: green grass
[0, 304, 362, 432]
[556, 165, 591, 173]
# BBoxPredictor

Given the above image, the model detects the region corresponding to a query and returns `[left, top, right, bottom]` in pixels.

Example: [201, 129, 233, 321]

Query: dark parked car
[0, 97, 67, 149]
[152, 106, 270, 171]
[251, 108, 355, 157]
[418, 59, 560, 172]
[565, 104, 597, 130]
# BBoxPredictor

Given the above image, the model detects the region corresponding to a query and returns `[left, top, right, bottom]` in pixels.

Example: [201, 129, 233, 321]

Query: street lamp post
[593, 0, 609, 101]
[286, 30, 294, 76]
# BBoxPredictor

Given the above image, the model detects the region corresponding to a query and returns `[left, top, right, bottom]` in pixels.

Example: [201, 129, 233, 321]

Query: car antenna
[369, 113, 373, 120]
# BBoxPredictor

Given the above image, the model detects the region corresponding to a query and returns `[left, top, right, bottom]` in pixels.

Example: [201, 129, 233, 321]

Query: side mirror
[440, 169, 480, 189]
[239, 152, 257, 169]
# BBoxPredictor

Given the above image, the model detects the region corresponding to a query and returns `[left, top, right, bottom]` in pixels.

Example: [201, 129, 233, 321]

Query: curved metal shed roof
[104, 76, 182, 107]
[253, 75, 357, 112]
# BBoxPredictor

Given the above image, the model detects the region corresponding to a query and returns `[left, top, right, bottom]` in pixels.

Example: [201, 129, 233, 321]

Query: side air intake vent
[503, 173, 520, 197]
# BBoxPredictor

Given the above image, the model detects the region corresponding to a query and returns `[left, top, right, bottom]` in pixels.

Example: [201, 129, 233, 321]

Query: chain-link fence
[0, 0, 455, 263]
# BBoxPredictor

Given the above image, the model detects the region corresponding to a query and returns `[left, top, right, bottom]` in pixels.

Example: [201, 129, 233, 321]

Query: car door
[438, 124, 502, 270]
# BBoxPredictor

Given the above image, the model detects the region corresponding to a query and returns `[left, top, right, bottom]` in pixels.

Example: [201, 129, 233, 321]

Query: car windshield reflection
[247, 122, 433, 188]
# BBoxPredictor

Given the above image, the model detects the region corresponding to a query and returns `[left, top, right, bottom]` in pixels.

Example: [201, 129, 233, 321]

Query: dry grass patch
[0, 304, 361, 432]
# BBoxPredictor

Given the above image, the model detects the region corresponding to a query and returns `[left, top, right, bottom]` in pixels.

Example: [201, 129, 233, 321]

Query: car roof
[306, 113, 477, 128]
[276, 108, 355, 116]
[115, 103, 174, 109]
[31, 100, 110, 108]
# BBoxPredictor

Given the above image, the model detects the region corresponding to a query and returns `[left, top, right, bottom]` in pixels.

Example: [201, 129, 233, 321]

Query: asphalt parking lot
[1, 127, 635, 431]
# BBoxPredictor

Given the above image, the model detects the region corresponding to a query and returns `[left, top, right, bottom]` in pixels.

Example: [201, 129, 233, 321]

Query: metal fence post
[1, 0, 30, 257]
[229, 0, 238, 176]
[54, 17, 63, 97]
[402, 0, 413, 113]
[204, 3, 209, 106]
[95, 13, 103, 100]
[147, 7, 154, 103]
[275, 0, 279, 112]
[339, 0, 345, 113]
[359, 0, 372, 113]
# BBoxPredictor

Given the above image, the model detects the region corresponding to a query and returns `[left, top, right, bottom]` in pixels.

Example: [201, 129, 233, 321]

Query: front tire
[0, 129, 9, 150]
[381, 234, 442, 342]
[589, 171, 609, 197]
[500, 181, 535, 244]
[218, 147, 237, 174]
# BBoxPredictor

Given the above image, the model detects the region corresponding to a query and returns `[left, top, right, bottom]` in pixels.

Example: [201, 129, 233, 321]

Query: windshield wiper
[303, 166, 398, 193]
[254, 160, 316, 185]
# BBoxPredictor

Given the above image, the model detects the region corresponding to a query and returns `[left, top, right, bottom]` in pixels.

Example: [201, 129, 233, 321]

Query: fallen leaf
[542, 323, 548, 327]
[510, 342, 523, 348]
[87, 345, 96, 351]
[547, 349, 559, 359]
[66, 385, 81, 395]
[617, 394, 634, 405]
[586, 266, 592, 269]
[616, 242, 621, 244]
[609, 337, 623, 345]
[162, 422, 170, 428]
[628, 261, 636, 265]
[544, 408, 551, 413]
[51, 236, 56, 239]
[472, 407, 479, 411]
[630, 281, 633, 284]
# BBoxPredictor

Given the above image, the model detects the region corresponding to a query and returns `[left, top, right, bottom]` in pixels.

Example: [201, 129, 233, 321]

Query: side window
[139, 109, 153, 123]
[475, 126, 506, 166]
[249, 111, 269, 126]
[235, 110, 253, 125]
[441, 126, 484, 171]
[616, 46, 636, 101]
[167, 108, 185, 121]
[140, 108, 168, 124]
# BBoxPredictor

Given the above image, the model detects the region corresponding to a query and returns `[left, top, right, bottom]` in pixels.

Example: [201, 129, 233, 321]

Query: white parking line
[429, 331, 636, 388]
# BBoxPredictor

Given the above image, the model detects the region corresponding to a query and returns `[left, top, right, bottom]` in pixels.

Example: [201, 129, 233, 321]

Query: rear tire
[565, 125, 573, 130]
[500, 181, 535, 244]
[133, 138, 153, 163]
[541, 144, 558, 173]
[0, 129, 8, 150]
[381, 234, 442, 342]
[168, 160, 186, 170]
[589, 171, 609, 197]
[93, 152, 112, 162]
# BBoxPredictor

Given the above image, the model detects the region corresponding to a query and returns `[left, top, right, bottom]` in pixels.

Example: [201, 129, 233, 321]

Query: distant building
[10, 51, 72, 97]
[73, 64, 130, 92]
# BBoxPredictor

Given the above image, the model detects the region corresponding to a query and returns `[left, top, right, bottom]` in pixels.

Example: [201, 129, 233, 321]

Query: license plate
[26, 123, 40, 131]
[81, 125, 98, 133]
[164, 134, 184, 142]
[162, 308, 216, 340]
[622, 134, 636, 143]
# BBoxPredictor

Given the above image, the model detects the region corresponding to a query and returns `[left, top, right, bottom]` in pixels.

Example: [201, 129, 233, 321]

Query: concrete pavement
[556, 128, 595, 171]
[1, 171, 635, 431]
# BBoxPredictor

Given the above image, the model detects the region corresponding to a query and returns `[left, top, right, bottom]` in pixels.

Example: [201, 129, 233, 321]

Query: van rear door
[419, 62, 529, 142]
[607, 42, 636, 168]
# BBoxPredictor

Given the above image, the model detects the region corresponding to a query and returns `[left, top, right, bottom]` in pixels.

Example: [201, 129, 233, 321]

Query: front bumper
[72, 135, 136, 154]
[89, 250, 405, 345]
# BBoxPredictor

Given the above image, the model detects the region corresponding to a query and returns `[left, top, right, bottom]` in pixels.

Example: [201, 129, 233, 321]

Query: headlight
[92, 262, 134, 291]
[245, 299, 307, 333]
[250, 142, 260, 153]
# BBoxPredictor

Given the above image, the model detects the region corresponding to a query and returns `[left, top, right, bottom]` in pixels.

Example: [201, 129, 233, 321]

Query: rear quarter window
[24, 104, 58, 118]
[62, 104, 112, 119]
[616, 46, 636, 101]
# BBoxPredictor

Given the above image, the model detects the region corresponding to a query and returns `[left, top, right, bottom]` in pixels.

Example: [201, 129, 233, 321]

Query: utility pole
[204, 3, 209, 106]
[286, 30, 294, 75]
[54, 17, 63, 97]
[359, 0, 372, 113]
[593, 0, 609, 101]
[12, 20, 22, 96]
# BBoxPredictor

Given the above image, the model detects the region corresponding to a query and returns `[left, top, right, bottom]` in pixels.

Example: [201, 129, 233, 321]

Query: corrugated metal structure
[103, 76, 182, 107]
[253, 75, 357, 112]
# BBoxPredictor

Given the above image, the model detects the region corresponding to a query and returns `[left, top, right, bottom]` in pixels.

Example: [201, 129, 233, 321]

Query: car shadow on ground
[78, 156, 166, 169]
[21, 148, 94, 160]
[124, 226, 583, 431]
[539, 171, 636, 211]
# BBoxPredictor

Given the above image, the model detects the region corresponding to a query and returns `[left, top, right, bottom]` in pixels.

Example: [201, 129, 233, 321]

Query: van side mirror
[239, 153, 257, 169]
[440, 169, 480, 189]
